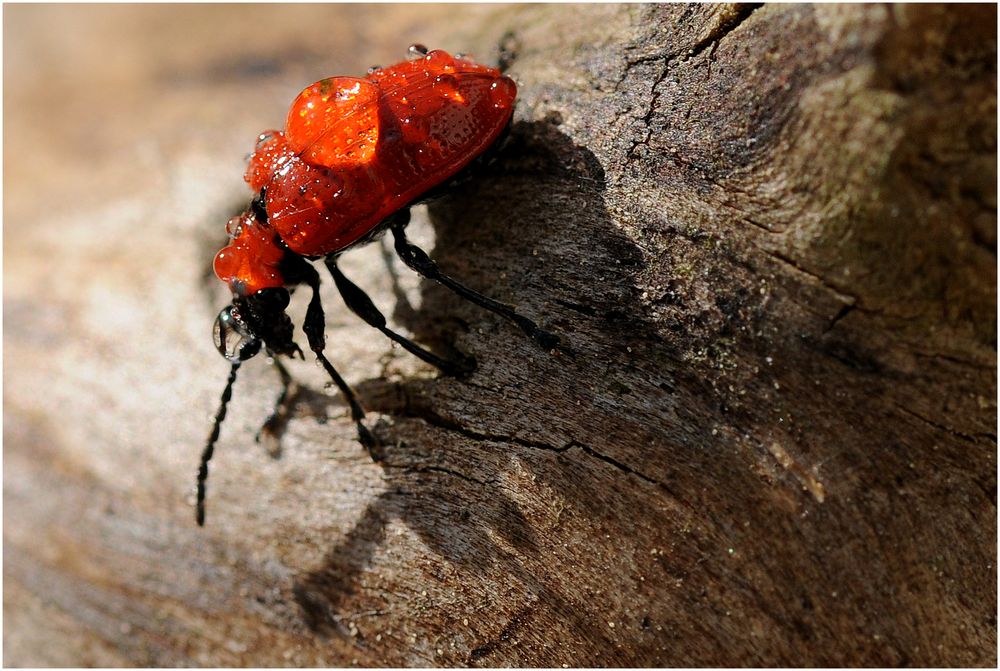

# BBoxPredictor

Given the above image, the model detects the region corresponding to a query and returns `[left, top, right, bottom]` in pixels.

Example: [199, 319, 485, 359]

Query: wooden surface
[4, 4, 996, 666]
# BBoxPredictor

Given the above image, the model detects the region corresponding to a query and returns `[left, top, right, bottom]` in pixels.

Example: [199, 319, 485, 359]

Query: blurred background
[4, 5, 515, 665]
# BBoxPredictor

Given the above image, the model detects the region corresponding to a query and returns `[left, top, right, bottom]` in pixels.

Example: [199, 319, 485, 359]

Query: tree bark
[4, 3, 995, 666]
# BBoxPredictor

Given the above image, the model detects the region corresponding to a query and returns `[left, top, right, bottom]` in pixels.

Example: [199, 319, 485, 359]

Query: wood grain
[4, 4, 995, 666]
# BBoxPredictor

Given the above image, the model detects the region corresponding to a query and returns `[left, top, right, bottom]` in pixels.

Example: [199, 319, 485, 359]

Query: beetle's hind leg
[389, 214, 562, 353]
[325, 257, 476, 377]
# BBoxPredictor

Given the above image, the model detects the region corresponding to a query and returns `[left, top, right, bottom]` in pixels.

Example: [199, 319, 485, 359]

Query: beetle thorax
[213, 209, 287, 296]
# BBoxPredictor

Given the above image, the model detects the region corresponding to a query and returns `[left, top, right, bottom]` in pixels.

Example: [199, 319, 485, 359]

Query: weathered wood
[4, 3, 995, 666]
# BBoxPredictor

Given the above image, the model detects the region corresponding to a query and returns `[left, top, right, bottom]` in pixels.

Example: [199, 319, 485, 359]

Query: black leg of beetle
[251, 187, 268, 223]
[255, 353, 296, 454]
[196, 361, 240, 526]
[390, 221, 561, 352]
[325, 257, 475, 377]
[298, 265, 380, 460]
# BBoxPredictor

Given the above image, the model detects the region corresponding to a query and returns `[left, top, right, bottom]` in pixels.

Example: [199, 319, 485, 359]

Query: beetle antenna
[196, 362, 241, 526]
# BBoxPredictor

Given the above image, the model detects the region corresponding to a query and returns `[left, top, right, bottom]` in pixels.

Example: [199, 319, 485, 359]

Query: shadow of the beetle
[281, 119, 725, 663]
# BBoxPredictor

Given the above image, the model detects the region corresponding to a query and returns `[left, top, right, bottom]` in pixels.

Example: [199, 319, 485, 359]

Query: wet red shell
[214, 50, 516, 295]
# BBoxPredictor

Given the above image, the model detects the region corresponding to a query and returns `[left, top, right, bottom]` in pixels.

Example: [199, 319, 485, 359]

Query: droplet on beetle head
[225, 215, 244, 238]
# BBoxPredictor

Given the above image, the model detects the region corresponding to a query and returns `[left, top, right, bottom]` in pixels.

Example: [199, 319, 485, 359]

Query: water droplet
[367, 64, 382, 75]
[489, 77, 516, 109]
[255, 130, 279, 151]
[407, 44, 428, 60]
[424, 49, 455, 73]
[225, 215, 244, 238]
[335, 81, 363, 100]
[433, 74, 464, 102]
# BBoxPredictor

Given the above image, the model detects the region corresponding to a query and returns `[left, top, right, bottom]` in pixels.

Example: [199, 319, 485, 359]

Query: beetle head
[213, 287, 300, 362]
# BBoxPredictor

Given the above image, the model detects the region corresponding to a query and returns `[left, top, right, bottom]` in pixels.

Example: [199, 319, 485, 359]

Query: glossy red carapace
[214, 49, 517, 296]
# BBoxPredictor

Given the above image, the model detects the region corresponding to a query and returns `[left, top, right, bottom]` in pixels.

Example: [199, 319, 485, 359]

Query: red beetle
[197, 45, 559, 525]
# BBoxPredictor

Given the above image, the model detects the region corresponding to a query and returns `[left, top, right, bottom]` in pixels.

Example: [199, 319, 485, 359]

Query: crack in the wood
[765, 249, 858, 305]
[892, 402, 992, 445]
[377, 460, 491, 486]
[738, 215, 778, 234]
[824, 303, 857, 333]
[570, 442, 663, 487]
[553, 297, 599, 317]
[468, 605, 534, 662]
[687, 3, 763, 61]
[393, 404, 572, 452]
[391, 402, 673, 492]
[623, 3, 762, 163]
[911, 349, 995, 371]
[625, 55, 676, 162]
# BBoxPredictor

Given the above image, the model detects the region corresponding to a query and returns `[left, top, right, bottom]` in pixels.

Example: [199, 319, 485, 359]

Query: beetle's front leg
[255, 352, 298, 457]
[291, 260, 380, 460]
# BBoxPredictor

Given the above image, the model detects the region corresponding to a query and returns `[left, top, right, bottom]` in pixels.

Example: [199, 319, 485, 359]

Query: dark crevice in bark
[625, 57, 675, 162]
[687, 4, 763, 61]
[376, 461, 492, 487]
[825, 303, 857, 333]
[378, 400, 575, 453]
[570, 441, 662, 487]
[892, 402, 988, 446]
[766, 250, 858, 304]
[368, 383, 677, 492]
